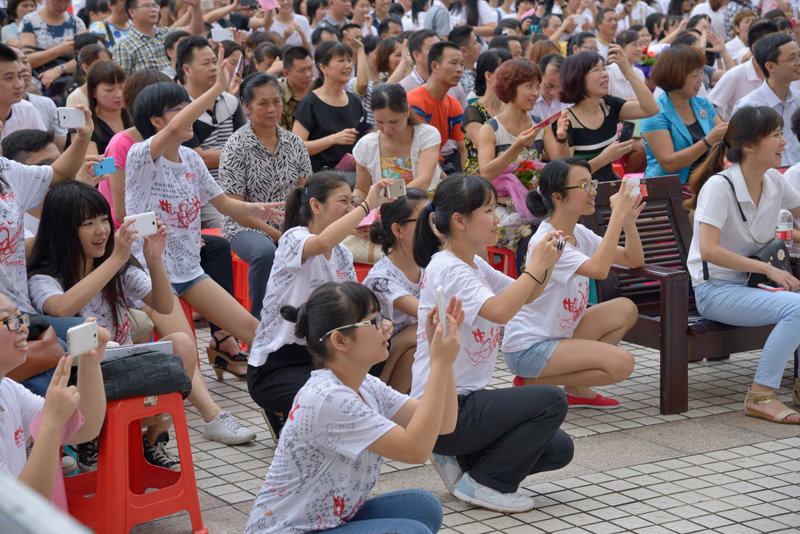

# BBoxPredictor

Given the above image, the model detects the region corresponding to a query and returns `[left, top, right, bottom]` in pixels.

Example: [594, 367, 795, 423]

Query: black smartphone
[618, 121, 635, 143]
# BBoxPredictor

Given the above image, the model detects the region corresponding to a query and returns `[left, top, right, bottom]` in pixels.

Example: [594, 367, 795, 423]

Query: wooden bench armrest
[609, 263, 687, 282]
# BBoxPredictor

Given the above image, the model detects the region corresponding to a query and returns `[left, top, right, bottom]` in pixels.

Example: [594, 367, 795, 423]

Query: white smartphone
[201, 0, 214, 8]
[626, 177, 641, 197]
[384, 179, 406, 198]
[56, 107, 85, 129]
[436, 286, 448, 338]
[123, 211, 158, 238]
[572, 14, 586, 26]
[234, 54, 243, 76]
[67, 322, 99, 356]
[211, 28, 234, 42]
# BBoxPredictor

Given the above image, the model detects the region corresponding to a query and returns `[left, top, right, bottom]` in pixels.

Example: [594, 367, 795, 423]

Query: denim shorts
[503, 338, 562, 378]
[170, 273, 210, 297]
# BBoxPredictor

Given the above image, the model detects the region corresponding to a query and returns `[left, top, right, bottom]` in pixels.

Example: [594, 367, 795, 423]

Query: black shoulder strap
[702, 173, 746, 281]
[104, 22, 115, 47]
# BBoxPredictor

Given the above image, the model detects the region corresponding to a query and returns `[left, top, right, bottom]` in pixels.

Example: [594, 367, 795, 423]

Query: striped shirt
[561, 95, 626, 182]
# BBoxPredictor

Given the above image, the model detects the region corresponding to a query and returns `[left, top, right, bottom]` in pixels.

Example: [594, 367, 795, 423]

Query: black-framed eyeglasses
[0, 314, 29, 331]
[401, 218, 418, 224]
[563, 179, 598, 193]
[319, 312, 384, 341]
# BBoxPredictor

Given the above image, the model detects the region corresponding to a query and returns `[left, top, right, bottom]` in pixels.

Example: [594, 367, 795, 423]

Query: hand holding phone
[57, 107, 86, 129]
[436, 286, 448, 338]
[383, 179, 406, 198]
[123, 211, 158, 238]
[533, 111, 562, 130]
[618, 121, 635, 143]
[67, 322, 99, 356]
[758, 283, 785, 292]
[93, 156, 115, 176]
[210, 27, 234, 42]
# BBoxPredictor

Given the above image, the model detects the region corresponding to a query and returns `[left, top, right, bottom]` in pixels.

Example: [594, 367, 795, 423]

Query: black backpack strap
[702, 173, 746, 281]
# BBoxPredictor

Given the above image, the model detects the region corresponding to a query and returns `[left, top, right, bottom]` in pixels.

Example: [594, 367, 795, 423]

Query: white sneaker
[203, 411, 256, 445]
[62, 453, 77, 476]
[453, 472, 535, 513]
[429, 453, 463, 495]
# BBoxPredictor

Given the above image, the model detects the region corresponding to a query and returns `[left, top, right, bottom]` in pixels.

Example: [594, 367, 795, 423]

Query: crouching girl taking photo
[245, 281, 463, 534]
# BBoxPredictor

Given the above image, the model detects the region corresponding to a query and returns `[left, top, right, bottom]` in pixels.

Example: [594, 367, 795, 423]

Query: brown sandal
[744, 388, 800, 424]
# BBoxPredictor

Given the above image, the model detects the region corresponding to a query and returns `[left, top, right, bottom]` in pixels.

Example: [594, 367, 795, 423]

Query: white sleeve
[275, 228, 312, 273]
[27, 275, 65, 314]
[121, 266, 153, 302]
[124, 140, 157, 216]
[475, 256, 514, 295]
[439, 258, 496, 327]
[477, 0, 496, 25]
[417, 124, 442, 150]
[364, 374, 410, 420]
[313, 386, 397, 460]
[0, 158, 53, 212]
[694, 177, 731, 230]
[188, 150, 224, 204]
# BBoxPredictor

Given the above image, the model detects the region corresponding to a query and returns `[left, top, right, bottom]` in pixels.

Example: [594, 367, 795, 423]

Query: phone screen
[618, 121, 635, 143]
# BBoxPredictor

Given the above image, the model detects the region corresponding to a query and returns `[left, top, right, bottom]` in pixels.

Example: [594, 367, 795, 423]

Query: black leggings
[434, 385, 573, 494]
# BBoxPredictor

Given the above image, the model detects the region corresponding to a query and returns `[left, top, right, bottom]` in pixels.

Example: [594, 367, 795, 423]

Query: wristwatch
[58, 64, 66, 73]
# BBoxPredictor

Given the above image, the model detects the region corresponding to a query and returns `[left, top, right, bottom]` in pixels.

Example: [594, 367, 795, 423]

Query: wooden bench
[580, 174, 797, 415]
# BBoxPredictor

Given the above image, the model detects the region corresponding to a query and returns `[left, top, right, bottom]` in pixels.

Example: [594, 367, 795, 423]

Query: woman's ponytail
[684, 141, 727, 211]
[282, 171, 351, 232]
[413, 202, 440, 268]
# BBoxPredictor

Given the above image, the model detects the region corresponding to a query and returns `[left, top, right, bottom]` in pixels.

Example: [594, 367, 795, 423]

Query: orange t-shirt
[407, 86, 464, 158]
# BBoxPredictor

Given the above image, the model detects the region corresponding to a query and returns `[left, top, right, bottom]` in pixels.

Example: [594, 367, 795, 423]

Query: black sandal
[206, 335, 248, 382]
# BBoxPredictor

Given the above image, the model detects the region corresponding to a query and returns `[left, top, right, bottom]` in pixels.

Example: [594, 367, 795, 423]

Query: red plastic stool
[486, 246, 518, 278]
[231, 253, 252, 311]
[354, 262, 372, 282]
[65, 393, 207, 534]
[612, 163, 625, 179]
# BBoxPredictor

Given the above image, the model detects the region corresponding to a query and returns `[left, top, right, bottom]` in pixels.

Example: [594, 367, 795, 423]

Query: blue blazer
[641, 92, 717, 183]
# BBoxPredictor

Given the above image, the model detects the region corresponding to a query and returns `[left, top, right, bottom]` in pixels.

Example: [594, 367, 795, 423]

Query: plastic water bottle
[776, 209, 793, 248]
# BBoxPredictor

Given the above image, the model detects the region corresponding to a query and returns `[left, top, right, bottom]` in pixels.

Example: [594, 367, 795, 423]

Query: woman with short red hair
[477, 58, 570, 181]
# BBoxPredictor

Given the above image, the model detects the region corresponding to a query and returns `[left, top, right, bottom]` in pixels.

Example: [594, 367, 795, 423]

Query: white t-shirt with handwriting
[502, 221, 602, 353]
[125, 138, 223, 283]
[410, 251, 513, 399]
[244, 370, 408, 534]
[249, 226, 357, 366]
[362, 255, 423, 335]
[0, 159, 52, 313]
[28, 266, 152, 346]
[0, 378, 44, 480]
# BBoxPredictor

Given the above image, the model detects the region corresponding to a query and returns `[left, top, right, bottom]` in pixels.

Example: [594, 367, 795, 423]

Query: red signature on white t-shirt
[0, 223, 22, 264]
[13, 426, 23, 447]
[559, 281, 589, 330]
[113, 313, 131, 345]
[158, 196, 201, 229]
[466, 325, 499, 367]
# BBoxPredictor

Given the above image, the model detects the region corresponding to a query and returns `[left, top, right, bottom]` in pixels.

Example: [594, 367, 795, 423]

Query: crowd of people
[1, 0, 800, 531]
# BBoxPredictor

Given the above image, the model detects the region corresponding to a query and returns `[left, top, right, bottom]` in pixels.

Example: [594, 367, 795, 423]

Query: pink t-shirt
[101, 131, 136, 230]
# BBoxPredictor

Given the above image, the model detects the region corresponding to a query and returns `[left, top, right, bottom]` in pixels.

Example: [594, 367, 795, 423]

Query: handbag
[99, 350, 192, 402]
[702, 173, 790, 288]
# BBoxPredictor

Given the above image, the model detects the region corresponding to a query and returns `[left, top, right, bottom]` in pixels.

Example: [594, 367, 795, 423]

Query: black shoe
[76, 439, 99, 473]
[143, 433, 181, 471]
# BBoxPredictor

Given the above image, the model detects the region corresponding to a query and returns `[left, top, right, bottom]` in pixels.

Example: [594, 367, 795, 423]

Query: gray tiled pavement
[128, 322, 799, 534]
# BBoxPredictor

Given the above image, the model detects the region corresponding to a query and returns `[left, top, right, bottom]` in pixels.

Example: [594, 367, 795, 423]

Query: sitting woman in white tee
[247, 171, 395, 436]
[412, 174, 573, 514]
[363, 188, 430, 394]
[245, 281, 462, 534]
[0, 290, 108, 500]
[26, 181, 198, 470]
[502, 157, 642, 409]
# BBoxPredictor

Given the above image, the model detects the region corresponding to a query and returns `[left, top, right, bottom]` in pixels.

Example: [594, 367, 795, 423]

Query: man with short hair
[0, 44, 44, 145]
[319, 0, 350, 31]
[401, 30, 468, 172]
[378, 17, 402, 38]
[534, 53, 570, 119]
[407, 41, 466, 173]
[449, 25, 481, 95]
[311, 25, 340, 46]
[280, 46, 314, 131]
[733, 33, 800, 165]
[709, 19, 778, 121]
[569, 31, 597, 56]
[595, 8, 618, 59]
[10, 47, 65, 152]
[342, 22, 363, 40]
[488, 35, 523, 58]
[163, 30, 190, 80]
[112, 0, 204, 73]
[177, 36, 245, 228]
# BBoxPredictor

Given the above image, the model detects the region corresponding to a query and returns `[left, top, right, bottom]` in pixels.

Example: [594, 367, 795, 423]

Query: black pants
[434, 385, 573, 494]
[247, 343, 313, 417]
[199, 234, 234, 336]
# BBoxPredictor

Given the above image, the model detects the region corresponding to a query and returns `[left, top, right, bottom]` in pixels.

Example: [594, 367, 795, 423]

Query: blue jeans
[694, 279, 800, 388]
[230, 230, 277, 318]
[21, 314, 84, 396]
[309, 489, 442, 534]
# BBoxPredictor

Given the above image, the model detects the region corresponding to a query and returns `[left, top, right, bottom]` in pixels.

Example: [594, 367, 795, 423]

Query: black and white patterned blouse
[219, 123, 312, 241]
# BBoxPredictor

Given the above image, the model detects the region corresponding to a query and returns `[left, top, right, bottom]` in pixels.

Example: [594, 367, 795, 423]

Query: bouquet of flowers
[514, 159, 544, 190]
[493, 159, 546, 223]
[639, 46, 658, 67]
